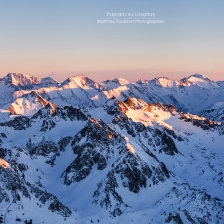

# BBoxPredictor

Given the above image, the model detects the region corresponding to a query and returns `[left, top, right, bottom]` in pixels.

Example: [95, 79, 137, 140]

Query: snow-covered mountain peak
[102, 78, 130, 89]
[115, 78, 129, 84]
[135, 78, 149, 85]
[61, 74, 104, 91]
[8, 91, 52, 116]
[185, 74, 210, 82]
[180, 74, 219, 89]
[70, 74, 88, 87]
[40, 77, 59, 87]
[149, 77, 178, 88]
[3, 73, 41, 87]
[60, 74, 85, 85]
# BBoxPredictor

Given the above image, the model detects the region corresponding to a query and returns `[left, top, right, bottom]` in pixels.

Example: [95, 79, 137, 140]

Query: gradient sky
[0, 0, 224, 82]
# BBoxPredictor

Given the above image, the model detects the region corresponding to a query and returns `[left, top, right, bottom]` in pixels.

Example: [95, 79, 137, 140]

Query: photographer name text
[97, 12, 164, 24]
[106, 12, 155, 17]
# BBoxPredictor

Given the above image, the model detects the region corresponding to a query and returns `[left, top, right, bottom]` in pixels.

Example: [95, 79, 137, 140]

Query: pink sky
[0, 1, 223, 83]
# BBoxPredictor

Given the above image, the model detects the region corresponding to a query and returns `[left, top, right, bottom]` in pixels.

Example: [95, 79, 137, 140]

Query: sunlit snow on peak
[181, 74, 219, 89]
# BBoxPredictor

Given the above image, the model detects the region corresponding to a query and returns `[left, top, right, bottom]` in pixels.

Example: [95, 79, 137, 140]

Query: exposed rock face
[27, 182, 72, 217]
[179, 112, 221, 130]
[58, 136, 72, 152]
[93, 171, 124, 217]
[0, 159, 71, 217]
[165, 212, 184, 224]
[27, 140, 59, 166]
[159, 183, 224, 224]
[156, 129, 179, 155]
[0, 116, 30, 130]
[8, 105, 17, 115]
[61, 117, 171, 215]
[114, 155, 153, 193]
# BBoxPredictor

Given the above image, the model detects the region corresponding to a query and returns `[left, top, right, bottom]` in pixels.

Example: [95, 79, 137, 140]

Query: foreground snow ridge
[0, 73, 223, 223]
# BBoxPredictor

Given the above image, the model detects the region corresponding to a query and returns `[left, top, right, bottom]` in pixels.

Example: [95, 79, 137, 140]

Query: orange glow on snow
[0, 158, 10, 168]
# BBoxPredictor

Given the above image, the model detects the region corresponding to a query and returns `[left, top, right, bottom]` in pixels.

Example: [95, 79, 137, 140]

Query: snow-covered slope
[0, 94, 224, 223]
[200, 101, 224, 123]
[0, 73, 224, 223]
[217, 80, 224, 88]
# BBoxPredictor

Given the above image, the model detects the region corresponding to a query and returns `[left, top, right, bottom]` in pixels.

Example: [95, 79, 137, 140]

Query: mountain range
[0, 73, 223, 224]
